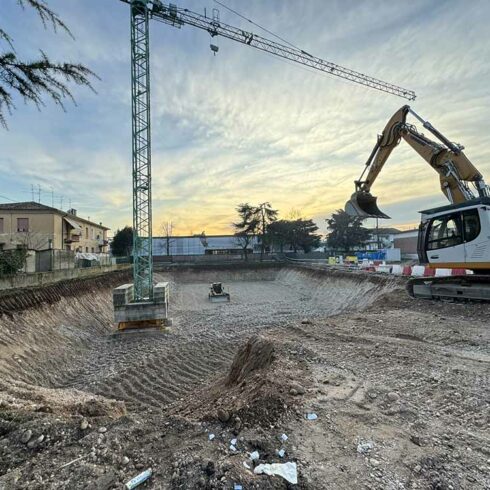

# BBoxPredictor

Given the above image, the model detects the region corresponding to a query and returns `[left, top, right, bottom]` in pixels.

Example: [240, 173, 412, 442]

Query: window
[91, 247, 94, 253]
[427, 214, 463, 250]
[86, 227, 89, 239]
[0, 218, 3, 233]
[462, 209, 481, 243]
[17, 218, 29, 232]
[85, 247, 88, 252]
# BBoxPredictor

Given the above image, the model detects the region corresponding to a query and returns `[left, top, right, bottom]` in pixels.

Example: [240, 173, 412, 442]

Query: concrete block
[153, 282, 169, 304]
[112, 283, 134, 307]
[113, 282, 169, 325]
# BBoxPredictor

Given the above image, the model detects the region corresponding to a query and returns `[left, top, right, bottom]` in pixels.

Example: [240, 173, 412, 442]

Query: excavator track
[407, 274, 490, 301]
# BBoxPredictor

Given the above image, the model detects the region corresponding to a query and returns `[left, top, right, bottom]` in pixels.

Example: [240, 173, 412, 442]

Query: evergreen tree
[326, 210, 370, 252]
[111, 226, 133, 257]
[1, 0, 97, 128]
[233, 203, 260, 261]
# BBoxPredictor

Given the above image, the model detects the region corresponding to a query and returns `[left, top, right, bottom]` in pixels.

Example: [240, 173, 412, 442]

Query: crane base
[113, 282, 170, 332]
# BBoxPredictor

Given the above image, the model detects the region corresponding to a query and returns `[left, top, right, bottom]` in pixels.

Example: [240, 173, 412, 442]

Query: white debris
[249, 451, 260, 461]
[230, 444, 237, 452]
[243, 461, 251, 469]
[208, 434, 215, 441]
[125, 468, 152, 489]
[277, 448, 286, 458]
[357, 440, 374, 454]
[254, 462, 298, 484]
[231, 438, 237, 446]
[281, 433, 288, 442]
[305, 413, 318, 420]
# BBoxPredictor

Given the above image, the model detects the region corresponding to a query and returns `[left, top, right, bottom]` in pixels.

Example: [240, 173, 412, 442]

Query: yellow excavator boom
[345, 106, 489, 218]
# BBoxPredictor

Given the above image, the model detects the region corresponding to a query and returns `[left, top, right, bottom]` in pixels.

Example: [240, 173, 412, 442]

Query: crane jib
[120, 0, 416, 100]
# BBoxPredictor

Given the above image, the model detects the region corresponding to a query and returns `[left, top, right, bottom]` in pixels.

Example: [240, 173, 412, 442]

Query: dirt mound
[225, 335, 275, 386]
[179, 335, 308, 432]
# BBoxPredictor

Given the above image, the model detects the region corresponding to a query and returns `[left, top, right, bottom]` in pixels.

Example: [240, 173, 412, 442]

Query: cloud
[1, 0, 489, 236]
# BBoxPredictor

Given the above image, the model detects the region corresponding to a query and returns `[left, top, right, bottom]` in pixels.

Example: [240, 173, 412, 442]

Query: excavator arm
[345, 106, 489, 218]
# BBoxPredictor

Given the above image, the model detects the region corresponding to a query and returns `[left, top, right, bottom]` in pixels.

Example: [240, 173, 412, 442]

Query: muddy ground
[0, 266, 488, 489]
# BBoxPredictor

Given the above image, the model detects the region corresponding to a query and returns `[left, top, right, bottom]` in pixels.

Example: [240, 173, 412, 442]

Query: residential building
[0, 202, 109, 253]
[365, 227, 401, 250]
[393, 228, 419, 260]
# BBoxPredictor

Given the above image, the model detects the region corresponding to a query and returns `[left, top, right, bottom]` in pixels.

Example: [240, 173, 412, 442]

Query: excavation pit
[1, 265, 489, 489]
[0, 266, 398, 413]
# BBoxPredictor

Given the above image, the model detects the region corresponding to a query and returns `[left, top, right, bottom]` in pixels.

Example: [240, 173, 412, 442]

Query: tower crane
[114, 0, 416, 328]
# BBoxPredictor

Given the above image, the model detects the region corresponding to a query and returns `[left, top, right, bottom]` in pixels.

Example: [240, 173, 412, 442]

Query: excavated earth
[0, 265, 489, 489]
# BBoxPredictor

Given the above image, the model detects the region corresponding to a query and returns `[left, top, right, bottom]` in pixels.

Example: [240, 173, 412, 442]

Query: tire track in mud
[65, 336, 238, 411]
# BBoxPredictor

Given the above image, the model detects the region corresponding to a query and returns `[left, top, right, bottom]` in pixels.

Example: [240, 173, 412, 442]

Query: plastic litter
[357, 441, 374, 454]
[277, 448, 285, 458]
[208, 434, 215, 441]
[231, 438, 237, 446]
[249, 450, 260, 461]
[243, 461, 251, 469]
[305, 412, 318, 420]
[254, 462, 298, 484]
[281, 433, 288, 442]
[230, 444, 237, 452]
[234, 485, 243, 490]
[125, 468, 152, 489]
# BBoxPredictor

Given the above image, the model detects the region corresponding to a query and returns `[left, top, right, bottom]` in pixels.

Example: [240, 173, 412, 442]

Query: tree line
[111, 207, 373, 258]
[233, 202, 321, 259]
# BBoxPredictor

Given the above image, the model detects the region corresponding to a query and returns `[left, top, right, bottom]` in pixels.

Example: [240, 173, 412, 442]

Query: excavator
[345, 105, 490, 300]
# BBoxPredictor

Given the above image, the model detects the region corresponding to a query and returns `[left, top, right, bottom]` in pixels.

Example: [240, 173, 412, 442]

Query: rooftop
[0, 201, 110, 230]
[366, 227, 402, 234]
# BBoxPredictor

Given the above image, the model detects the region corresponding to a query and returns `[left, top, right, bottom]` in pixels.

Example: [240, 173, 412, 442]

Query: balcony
[65, 235, 81, 244]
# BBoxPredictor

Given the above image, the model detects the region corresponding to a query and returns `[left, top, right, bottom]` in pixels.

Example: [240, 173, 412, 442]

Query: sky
[1, 0, 490, 237]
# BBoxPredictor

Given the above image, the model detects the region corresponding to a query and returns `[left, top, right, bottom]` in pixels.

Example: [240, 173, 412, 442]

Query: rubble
[0, 267, 488, 488]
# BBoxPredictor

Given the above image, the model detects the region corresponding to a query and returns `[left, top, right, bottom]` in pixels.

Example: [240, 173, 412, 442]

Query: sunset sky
[1, 0, 489, 236]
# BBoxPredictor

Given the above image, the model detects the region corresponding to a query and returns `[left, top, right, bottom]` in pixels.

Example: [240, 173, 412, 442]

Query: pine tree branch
[0, 51, 99, 128]
[16, 0, 74, 38]
[0, 1, 98, 127]
[0, 29, 14, 50]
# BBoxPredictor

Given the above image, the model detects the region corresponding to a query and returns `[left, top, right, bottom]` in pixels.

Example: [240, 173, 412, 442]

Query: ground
[0, 266, 488, 489]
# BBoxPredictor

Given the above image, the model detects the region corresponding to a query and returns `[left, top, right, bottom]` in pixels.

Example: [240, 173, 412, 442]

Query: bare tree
[286, 208, 302, 220]
[160, 221, 175, 257]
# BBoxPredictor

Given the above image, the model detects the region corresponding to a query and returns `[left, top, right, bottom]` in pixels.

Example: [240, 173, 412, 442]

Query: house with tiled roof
[0, 202, 109, 253]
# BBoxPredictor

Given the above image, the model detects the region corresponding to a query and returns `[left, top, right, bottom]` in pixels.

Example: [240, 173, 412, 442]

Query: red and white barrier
[404, 265, 472, 277]
[359, 261, 473, 277]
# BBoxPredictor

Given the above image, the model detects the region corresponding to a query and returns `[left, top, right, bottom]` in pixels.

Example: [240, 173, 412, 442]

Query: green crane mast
[130, 0, 153, 300]
[120, 0, 416, 303]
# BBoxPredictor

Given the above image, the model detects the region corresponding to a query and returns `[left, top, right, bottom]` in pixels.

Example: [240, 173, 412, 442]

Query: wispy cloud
[1, 0, 489, 235]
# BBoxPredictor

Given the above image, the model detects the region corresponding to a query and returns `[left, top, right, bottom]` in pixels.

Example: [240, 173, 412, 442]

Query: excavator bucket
[344, 191, 390, 219]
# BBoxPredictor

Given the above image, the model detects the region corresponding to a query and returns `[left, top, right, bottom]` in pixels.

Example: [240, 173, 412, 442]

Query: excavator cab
[345, 191, 390, 219]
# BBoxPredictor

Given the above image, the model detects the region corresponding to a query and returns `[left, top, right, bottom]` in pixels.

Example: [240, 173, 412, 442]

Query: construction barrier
[373, 264, 473, 278]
